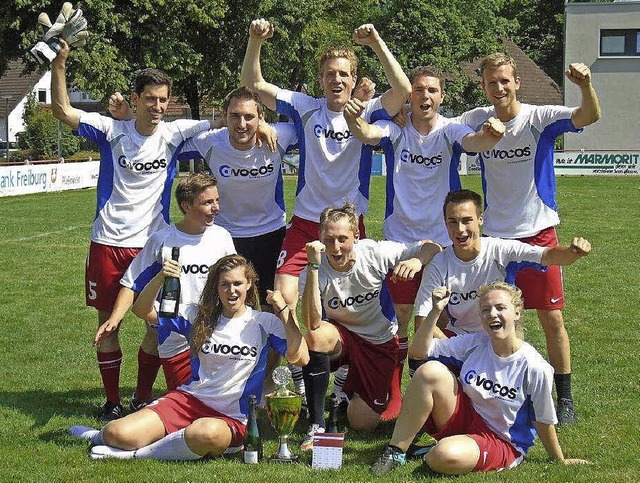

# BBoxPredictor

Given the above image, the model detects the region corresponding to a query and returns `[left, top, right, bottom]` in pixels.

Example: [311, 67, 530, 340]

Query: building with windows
[565, 1, 640, 150]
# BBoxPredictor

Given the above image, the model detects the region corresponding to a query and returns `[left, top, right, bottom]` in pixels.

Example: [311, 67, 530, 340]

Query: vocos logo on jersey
[201, 342, 258, 358]
[219, 164, 275, 178]
[449, 290, 478, 306]
[400, 149, 443, 167]
[314, 124, 352, 142]
[181, 264, 209, 275]
[118, 155, 167, 172]
[483, 146, 531, 161]
[464, 370, 518, 400]
[328, 289, 380, 309]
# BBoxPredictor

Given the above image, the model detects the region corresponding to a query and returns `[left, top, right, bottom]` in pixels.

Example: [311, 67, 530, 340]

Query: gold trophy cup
[266, 366, 302, 462]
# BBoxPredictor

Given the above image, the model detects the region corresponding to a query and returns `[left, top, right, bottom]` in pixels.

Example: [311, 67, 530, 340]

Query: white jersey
[428, 333, 557, 455]
[275, 90, 390, 220]
[76, 113, 210, 247]
[377, 114, 473, 245]
[161, 305, 287, 425]
[316, 239, 422, 344]
[121, 224, 235, 357]
[415, 237, 546, 334]
[181, 124, 297, 237]
[456, 104, 579, 238]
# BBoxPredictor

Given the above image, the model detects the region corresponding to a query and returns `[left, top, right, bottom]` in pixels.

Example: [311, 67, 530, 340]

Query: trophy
[265, 366, 302, 462]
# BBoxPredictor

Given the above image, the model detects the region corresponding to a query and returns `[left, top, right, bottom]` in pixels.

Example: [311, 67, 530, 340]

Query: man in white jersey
[414, 189, 591, 339]
[241, 19, 412, 310]
[179, 87, 297, 306]
[52, 40, 212, 421]
[94, 173, 235, 403]
[344, 66, 505, 418]
[455, 53, 601, 423]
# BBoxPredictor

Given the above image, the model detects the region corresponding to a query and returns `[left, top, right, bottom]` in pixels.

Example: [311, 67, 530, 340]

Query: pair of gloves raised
[30, 2, 89, 64]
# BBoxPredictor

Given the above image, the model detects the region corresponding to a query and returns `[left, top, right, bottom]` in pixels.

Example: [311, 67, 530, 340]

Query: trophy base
[270, 454, 300, 463]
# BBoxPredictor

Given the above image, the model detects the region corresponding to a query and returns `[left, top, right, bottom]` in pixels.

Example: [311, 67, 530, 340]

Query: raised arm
[353, 24, 411, 116]
[391, 240, 442, 283]
[460, 117, 505, 153]
[131, 258, 180, 324]
[344, 98, 384, 146]
[567, 62, 601, 129]
[408, 286, 450, 360]
[267, 289, 309, 366]
[240, 19, 279, 111]
[301, 241, 325, 331]
[50, 39, 82, 129]
[541, 237, 591, 266]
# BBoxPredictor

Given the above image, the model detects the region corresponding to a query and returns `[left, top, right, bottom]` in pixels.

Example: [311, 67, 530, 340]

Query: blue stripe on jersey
[449, 141, 464, 191]
[275, 99, 308, 197]
[510, 394, 536, 453]
[379, 278, 398, 324]
[359, 107, 392, 200]
[157, 313, 192, 345]
[162, 141, 183, 224]
[380, 132, 397, 220]
[428, 354, 464, 371]
[131, 261, 162, 293]
[505, 260, 547, 285]
[275, 169, 285, 211]
[76, 123, 114, 220]
[479, 156, 489, 212]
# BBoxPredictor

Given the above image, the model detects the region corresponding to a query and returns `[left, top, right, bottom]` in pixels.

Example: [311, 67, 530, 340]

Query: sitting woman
[371, 281, 588, 475]
[70, 254, 308, 460]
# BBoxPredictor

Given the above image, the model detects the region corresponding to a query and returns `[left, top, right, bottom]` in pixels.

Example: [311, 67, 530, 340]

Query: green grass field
[1, 175, 639, 482]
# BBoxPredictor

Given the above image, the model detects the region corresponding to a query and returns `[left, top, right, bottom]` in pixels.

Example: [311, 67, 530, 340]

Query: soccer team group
[51, 13, 601, 476]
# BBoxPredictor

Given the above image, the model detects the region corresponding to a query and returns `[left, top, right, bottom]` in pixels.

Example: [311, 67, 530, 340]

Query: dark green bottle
[326, 393, 340, 433]
[243, 395, 262, 463]
[159, 247, 180, 317]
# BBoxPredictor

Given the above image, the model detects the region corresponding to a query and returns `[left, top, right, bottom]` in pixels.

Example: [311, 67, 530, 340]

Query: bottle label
[243, 450, 259, 464]
[160, 299, 177, 313]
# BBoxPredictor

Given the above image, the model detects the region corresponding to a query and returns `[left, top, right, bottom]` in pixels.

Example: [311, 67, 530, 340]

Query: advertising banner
[0, 161, 99, 197]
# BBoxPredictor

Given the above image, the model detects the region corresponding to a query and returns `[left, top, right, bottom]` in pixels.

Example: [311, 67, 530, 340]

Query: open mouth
[456, 234, 470, 244]
[489, 321, 503, 331]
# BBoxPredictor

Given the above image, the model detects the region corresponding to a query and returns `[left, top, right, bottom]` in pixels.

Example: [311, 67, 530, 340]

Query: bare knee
[102, 420, 142, 449]
[424, 439, 478, 475]
[347, 397, 380, 431]
[414, 360, 451, 386]
[185, 419, 232, 456]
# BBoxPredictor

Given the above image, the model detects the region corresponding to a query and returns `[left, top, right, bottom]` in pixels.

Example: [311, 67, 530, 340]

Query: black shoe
[129, 393, 154, 412]
[406, 442, 436, 460]
[99, 400, 123, 423]
[556, 398, 577, 425]
[371, 445, 406, 475]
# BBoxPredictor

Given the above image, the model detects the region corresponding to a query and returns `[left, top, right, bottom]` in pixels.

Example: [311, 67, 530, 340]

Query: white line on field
[4, 224, 92, 243]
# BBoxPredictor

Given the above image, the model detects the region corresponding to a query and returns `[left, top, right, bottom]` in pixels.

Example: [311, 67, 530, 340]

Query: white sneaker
[300, 424, 324, 452]
[89, 445, 136, 460]
[69, 425, 99, 440]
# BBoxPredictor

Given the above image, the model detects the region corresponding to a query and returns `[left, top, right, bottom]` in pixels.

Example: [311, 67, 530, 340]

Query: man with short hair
[455, 53, 601, 423]
[52, 40, 213, 421]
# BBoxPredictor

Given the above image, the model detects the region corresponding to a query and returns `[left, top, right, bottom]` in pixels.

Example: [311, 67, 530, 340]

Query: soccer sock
[134, 428, 202, 461]
[68, 425, 99, 440]
[161, 350, 192, 391]
[554, 373, 573, 401]
[408, 358, 426, 378]
[134, 347, 161, 401]
[289, 363, 306, 396]
[302, 351, 330, 427]
[331, 365, 348, 398]
[97, 349, 122, 404]
[90, 445, 135, 460]
[381, 338, 408, 421]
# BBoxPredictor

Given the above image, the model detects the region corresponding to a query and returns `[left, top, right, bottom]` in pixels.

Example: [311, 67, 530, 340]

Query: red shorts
[146, 390, 245, 447]
[161, 350, 193, 391]
[421, 384, 523, 472]
[385, 268, 423, 305]
[330, 321, 397, 415]
[85, 242, 140, 312]
[515, 227, 564, 310]
[276, 215, 367, 277]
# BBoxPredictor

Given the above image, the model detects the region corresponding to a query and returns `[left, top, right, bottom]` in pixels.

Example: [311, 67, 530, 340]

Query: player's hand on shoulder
[250, 18, 274, 40]
[484, 116, 506, 139]
[565, 62, 592, 87]
[432, 286, 451, 311]
[256, 121, 277, 152]
[305, 241, 325, 264]
[343, 98, 366, 120]
[393, 104, 410, 128]
[391, 258, 421, 282]
[569, 236, 591, 256]
[353, 24, 381, 46]
[353, 77, 376, 102]
[109, 92, 134, 120]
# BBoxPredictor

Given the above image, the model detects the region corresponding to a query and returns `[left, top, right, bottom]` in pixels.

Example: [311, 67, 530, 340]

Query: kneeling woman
[71, 254, 308, 460]
[372, 281, 588, 475]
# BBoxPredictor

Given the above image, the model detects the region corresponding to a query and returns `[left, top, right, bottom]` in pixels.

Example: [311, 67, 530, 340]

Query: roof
[0, 61, 43, 117]
[461, 38, 562, 105]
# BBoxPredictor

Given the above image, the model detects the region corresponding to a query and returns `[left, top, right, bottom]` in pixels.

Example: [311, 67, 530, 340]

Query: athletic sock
[89, 445, 135, 460]
[381, 337, 407, 421]
[289, 363, 306, 396]
[97, 349, 122, 404]
[135, 347, 161, 400]
[331, 365, 348, 398]
[554, 373, 573, 401]
[302, 351, 330, 427]
[134, 428, 202, 461]
[68, 425, 99, 440]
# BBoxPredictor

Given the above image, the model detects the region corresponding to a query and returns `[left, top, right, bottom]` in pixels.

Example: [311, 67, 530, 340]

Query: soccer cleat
[223, 445, 243, 455]
[129, 393, 154, 412]
[98, 400, 123, 423]
[556, 398, 577, 425]
[89, 445, 135, 460]
[406, 442, 436, 460]
[300, 424, 324, 452]
[371, 445, 407, 475]
[69, 425, 99, 440]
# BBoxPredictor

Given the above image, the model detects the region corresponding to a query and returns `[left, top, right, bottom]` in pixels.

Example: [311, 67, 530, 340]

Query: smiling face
[217, 266, 251, 318]
[320, 218, 358, 272]
[182, 186, 219, 231]
[319, 57, 357, 112]
[481, 64, 520, 114]
[225, 97, 263, 150]
[410, 75, 444, 126]
[444, 200, 483, 261]
[479, 288, 520, 341]
[131, 84, 170, 134]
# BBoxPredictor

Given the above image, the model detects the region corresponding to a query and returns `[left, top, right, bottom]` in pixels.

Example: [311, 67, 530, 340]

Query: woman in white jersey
[372, 281, 588, 475]
[69, 255, 308, 460]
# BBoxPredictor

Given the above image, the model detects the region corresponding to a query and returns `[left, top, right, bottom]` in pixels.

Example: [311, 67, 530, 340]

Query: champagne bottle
[159, 247, 180, 318]
[243, 394, 262, 463]
[326, 393, 340, 433]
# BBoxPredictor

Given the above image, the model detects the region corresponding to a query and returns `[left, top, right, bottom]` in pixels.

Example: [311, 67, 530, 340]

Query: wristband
[307, 262, 320, 270]
[277, 305, 288, 314]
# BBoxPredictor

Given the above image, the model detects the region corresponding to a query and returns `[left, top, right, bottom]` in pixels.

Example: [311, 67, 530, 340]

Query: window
[600, 29, 640, 57]
[38, 89, 47, 103]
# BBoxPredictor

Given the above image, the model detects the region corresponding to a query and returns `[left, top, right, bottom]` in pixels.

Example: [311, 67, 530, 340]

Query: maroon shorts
[385, 268, 423, 305]
[276, 215, 366, 277]
[146, 390, 245, 447]
[161, 350, 193, 391]
[515, 227, 564, 310]
[421, 385, 523, 472]
[85, 241, 140, 312]
[330, 321, 397, 414]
